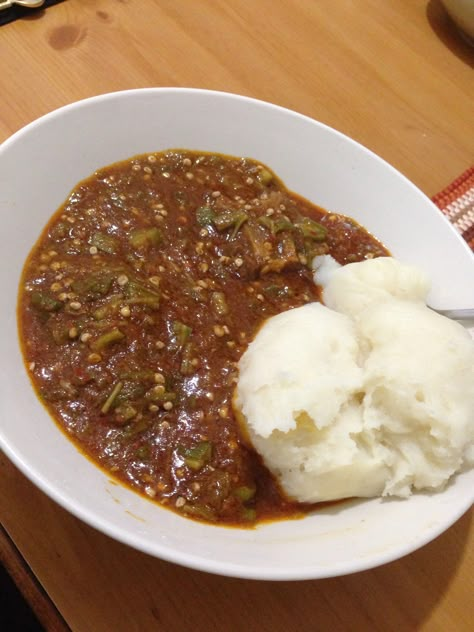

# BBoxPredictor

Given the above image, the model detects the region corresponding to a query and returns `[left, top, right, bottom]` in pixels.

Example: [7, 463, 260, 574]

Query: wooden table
[1, 1, 473, 630]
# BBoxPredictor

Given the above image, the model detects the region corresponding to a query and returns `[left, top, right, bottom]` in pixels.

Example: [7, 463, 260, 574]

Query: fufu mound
[234, 257, 474, 503]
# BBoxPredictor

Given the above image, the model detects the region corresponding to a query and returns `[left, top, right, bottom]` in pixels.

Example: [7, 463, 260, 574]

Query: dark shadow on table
[426, 0, 474, 67]
[21, 10, 46, 22]
[0, 563, 44, 632]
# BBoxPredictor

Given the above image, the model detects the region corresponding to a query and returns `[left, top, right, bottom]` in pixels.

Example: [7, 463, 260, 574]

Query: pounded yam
[235, 257, 474, 503]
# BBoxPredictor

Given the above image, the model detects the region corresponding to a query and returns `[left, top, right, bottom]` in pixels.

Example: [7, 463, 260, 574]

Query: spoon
[432, 308, 474, 321]
[0, 0, 45, 9]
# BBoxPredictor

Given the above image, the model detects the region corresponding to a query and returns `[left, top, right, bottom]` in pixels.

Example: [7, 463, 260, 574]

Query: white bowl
[0, 89, 473, 580]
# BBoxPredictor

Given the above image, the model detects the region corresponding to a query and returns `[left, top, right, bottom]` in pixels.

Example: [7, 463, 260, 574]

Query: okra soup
[19, 150, 387, 527]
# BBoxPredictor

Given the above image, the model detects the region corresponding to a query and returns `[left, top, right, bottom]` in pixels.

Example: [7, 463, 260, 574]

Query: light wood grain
[0, 1, 473, 630]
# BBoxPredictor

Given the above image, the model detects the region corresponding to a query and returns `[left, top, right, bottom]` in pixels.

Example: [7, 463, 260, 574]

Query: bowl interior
[0, 88, 473, 580]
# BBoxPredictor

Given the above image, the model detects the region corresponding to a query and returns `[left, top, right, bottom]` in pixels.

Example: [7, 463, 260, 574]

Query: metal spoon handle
[433, 308, 474, 320]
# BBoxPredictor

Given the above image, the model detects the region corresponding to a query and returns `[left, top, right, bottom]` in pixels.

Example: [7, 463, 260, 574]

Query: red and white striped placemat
[432, 166, 474, 251]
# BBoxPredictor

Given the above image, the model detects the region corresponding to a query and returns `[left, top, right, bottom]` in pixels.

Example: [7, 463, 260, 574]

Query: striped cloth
[433, 166, 474, 251]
